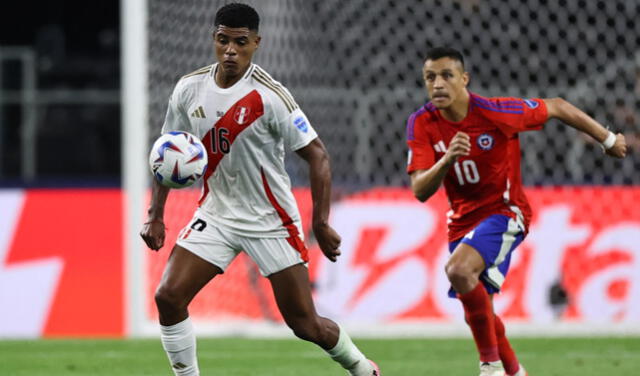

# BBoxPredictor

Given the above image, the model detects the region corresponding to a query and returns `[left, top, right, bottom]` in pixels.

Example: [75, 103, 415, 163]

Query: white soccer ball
[149, 131, 208, 188]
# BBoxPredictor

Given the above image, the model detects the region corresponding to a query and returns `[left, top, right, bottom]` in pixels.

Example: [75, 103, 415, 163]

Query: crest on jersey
[294, 116, 309, 133]
[233, 106, 252, 125]
[477, 133, 494, 151]
[524, 99, 539, 109]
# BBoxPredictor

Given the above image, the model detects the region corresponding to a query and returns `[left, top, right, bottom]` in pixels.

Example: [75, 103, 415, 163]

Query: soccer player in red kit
[406, 47, 627, 376]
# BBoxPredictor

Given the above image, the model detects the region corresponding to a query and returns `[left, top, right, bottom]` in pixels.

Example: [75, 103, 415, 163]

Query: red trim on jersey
[181, 228, 192, 240]
[199, 90, 265, 205]
[260, 167, 309, 262]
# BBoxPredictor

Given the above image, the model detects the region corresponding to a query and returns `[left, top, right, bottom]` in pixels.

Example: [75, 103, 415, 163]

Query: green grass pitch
[1, 337, 638, 375]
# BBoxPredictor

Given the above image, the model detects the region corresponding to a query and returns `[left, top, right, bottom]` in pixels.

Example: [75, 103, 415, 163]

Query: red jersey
[406, 92, 548, 241]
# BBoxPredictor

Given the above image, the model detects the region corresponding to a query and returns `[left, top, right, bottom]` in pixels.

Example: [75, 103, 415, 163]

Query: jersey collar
[210, 63, 255, 94]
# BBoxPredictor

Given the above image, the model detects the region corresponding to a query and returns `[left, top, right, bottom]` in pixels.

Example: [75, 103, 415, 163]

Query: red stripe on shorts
[181, 228, 193, 240]
[260, 167, 309, 262]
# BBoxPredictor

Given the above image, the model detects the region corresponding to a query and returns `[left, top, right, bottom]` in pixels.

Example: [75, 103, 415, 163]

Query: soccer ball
[149, 131, 208, 188]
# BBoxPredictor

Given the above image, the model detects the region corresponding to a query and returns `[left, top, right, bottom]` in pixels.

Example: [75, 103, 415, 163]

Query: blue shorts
[448, 214, 525, 297]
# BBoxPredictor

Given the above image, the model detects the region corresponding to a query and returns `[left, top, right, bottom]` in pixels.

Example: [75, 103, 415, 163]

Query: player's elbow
[545, 97, 571, 119]
[410, 172, 433, 202]
[297, 139, 330, 167]
[411, 185, 430, 202]
[416, 195, 428, 203]
[550, 97, 569, 108]
[311, 149, 330, 170]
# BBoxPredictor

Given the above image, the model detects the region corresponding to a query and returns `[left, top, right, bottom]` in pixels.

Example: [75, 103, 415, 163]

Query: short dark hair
[425, 47, 465, 70]
[214, 3, 260, 31]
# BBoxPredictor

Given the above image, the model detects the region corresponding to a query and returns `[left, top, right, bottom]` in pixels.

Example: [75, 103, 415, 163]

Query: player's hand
[605, 133, 627, 158]
[444, 132, 471, 164]
[313, 222, 342, 262]
[140, 219, 166, 251]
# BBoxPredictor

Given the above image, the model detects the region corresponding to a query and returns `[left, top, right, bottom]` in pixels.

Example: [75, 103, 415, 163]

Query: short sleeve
[277, 108, 318, 152]
[267, 86, 318, 151]
[406, 112, 435, 174]
[479, 97, 548, 136]
[160, 83, 191, 134]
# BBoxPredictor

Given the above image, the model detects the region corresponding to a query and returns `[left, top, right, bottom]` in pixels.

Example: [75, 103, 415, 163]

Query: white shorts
[176, 214, 308, 277]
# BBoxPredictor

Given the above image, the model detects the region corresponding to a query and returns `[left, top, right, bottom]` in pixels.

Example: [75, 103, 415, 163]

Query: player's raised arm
[410, 131, 471, 202]
[140, 178, 171, 251]
[544, 97, 627, 158]
[295, 138, 342, 262]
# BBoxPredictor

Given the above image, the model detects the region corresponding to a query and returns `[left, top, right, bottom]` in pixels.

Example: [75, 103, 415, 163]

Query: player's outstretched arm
[544, 98, 627, 158]
[410, 131, 471, 202]
[295, 138, 342, 262]
[140, 178, 171, 251]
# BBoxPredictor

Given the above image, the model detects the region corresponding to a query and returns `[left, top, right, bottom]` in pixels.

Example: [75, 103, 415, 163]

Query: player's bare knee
[154, 285, 187, 311]
[445, 262, 473, 288]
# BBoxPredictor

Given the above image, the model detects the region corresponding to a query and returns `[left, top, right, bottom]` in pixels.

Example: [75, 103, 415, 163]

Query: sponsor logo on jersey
[524, 99, 539, 109]
[233, 106, 251, 125]
[477, 133, 494, 150]
[294, 116, 308, 133]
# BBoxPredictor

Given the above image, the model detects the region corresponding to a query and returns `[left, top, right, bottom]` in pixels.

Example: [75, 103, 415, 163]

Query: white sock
[326, 324, 373, 376]
[160, 317, 199, 376]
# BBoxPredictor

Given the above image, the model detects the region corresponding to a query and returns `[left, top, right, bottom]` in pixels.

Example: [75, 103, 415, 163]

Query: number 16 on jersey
[210, 126, 230, 154]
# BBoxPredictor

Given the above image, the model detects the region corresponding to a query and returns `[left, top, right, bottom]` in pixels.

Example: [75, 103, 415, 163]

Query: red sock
[495, 315, 520, 375]
[458, 283, 500, 363]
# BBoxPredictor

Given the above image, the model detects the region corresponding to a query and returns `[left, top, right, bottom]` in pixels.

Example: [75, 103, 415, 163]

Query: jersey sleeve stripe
[181, 64, 213, 79]
[472, 96, 524, 109]
[406, 107, 427, 141]
[252, 73, 296, 113]
[253, 69, 298, 112]
[472, 99, 524, 114]
[476, 99, 524, 106]
[473, 97, 524, 108]
[252, 68, 299, 113]
[243, 64, 255, 80]
[425, 103, 437, 112]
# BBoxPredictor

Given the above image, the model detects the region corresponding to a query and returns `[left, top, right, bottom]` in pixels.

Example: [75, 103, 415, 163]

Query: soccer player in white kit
[140, 3, 380, 376]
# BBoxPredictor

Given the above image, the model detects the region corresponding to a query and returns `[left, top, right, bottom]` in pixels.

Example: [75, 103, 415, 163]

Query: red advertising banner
[0, 187, 638, 337]
[0, 190, 123, 337]
[146, 187, 640, 326]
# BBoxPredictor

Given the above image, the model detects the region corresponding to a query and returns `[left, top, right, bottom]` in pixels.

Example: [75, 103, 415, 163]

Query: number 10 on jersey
[453, 159, 480, 185]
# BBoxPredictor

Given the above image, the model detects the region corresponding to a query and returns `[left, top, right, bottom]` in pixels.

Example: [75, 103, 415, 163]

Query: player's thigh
[267, 263, 317, 320]
[448, 241, 487, 275]
[240, 235, 307, 278]
[240, 236, 312, 319]
[455, 214, 524, 269]
[157, 244, 224, 302]
[158, 214, 240, 300]
[176, 213, 243, 272]
[451, 214, 524, 292]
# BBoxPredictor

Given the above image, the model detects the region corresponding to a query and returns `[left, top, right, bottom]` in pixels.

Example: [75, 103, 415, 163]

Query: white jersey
[161, 63, 318, 238]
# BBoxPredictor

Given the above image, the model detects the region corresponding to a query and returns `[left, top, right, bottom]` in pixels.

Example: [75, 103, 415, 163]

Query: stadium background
[1, 0, 639, 345]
